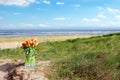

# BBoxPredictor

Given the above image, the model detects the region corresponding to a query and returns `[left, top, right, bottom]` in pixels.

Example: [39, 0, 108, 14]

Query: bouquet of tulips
[21, 38, 38, 50]
[21, 38, 39, 67]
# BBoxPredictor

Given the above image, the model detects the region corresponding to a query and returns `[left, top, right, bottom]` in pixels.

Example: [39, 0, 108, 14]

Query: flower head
[21, 38, 39, 49]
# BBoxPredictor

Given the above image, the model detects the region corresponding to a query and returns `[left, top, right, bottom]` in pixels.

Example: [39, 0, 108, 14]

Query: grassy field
[0, 33, 120, 80]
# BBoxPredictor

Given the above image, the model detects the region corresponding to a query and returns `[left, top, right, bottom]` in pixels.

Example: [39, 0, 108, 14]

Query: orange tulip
[32, 45, 35, 48]
[35, 42, 38, 46]
[21, 38, 39, 49]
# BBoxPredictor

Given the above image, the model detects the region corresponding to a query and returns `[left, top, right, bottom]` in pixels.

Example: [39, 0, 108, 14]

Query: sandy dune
[0, 34, 96, 49]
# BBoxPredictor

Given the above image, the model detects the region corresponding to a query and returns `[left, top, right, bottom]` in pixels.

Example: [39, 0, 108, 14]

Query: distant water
[0, 29, 120, 37]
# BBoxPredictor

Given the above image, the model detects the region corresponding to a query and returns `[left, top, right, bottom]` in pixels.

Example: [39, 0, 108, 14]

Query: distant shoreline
[0, 29, 120, 37]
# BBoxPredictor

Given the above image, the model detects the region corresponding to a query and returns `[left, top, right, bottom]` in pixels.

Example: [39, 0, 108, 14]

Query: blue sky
[0, 0, 120, 29]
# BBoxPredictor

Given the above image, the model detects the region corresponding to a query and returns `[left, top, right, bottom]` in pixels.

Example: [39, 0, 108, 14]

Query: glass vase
[25, 48, 35, 68]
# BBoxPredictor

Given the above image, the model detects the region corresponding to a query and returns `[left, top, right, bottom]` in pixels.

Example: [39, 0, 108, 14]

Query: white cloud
[97, 7, 103, 11]
[0, 16, 3, 20]
[97, 14, 106, 19]
[109, 22, 119, 25]
[97, 7, 106, 15]
[82, 7, 120, 27]
[42, 0, 50, 4]
[21, 23, 48, 27]
[83, 18, 89, 22]
[38, 24, 48, 27]
[74, 4, 80, 7]
[54, 17, 65, 20]
[98, 7, 120, 14]
[102, 21, 120, 27]
[0, 0, 36, 7]
[82, 7, 120, 26]
[56, 2, 64, 5]
[13, 12, 21, 15]
[21, 23, 34, 27]
[0, 23, 16, 29]
[107, 7, 120, 14]
[83, 18, 100, 22]
[115, 15, 120, 20]
[36, 1, 40, 4]
[91, 18, 100, 22]
[0, 23, 49, 29]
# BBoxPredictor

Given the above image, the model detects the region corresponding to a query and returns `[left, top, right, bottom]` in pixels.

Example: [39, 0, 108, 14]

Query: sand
[0, 34, 96, 49]
[0, 59, 50, 80]
[0, 42, 21, 49]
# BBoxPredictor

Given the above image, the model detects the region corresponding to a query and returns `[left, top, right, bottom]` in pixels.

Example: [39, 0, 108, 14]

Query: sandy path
[0, 42, 21, 49]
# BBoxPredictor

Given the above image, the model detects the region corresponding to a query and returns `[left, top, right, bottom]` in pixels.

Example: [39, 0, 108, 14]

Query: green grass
[0, 33, 120, 80]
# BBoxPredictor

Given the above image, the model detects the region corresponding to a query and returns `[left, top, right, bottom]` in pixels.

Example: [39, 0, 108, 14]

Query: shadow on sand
[0, 62, 24, 80]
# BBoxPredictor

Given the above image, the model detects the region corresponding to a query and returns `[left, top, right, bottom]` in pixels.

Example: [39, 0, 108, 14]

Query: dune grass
[0, 33, 120, 80]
